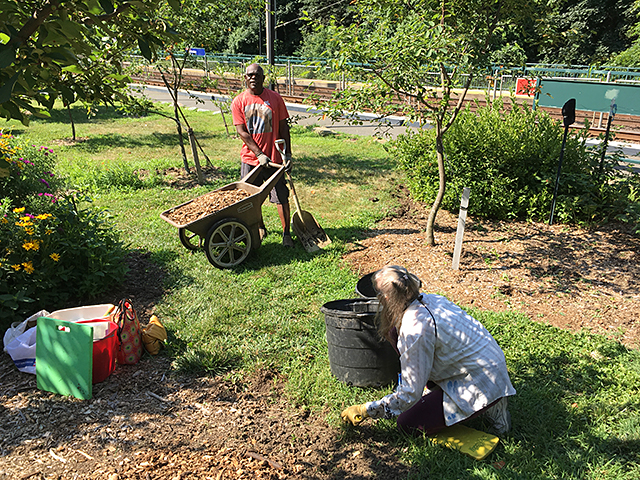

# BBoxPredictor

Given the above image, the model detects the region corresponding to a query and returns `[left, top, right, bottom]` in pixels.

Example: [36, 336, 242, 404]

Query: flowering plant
[1, 201, 61, 309]
[1, 133, 63, 206]
[1, 134, 127, 324]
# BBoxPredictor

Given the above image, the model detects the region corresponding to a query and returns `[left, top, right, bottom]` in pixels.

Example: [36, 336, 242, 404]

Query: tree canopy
[0, 0, 178, 125]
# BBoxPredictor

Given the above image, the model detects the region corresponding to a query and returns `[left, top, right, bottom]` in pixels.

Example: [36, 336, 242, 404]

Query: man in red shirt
[231, 63, 293, 247]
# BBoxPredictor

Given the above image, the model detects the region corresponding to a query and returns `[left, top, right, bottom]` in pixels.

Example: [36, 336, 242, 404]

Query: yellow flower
[13, 207, 25, 213]
[45, 229, 53, 235]
[25, 227, 34, 235]
[1, 217, 7, 224]
[11, 264, 21, 271]
[22, 240, 40, 251]
[50, 253, 60, 262]
[22, 261, 34, 274]
[36, 213, 52, 220]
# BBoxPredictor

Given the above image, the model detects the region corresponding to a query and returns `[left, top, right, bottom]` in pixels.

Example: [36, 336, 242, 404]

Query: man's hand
[341, 404, 369, 426]
[257, 153, 270, 166]
[284, 153, 293, 173]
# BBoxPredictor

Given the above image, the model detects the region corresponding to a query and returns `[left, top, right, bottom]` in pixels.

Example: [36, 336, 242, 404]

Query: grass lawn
[4, 103, 640, 479]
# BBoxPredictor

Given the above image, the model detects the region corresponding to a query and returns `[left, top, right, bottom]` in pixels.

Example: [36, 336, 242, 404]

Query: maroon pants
[396, 386, 500, 436]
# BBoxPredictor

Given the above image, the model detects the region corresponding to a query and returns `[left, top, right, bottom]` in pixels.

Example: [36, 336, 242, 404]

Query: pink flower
[37, 192, 57, 203]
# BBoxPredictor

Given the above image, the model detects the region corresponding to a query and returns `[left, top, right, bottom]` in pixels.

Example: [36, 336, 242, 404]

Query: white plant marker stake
[452, 187, 470, 270]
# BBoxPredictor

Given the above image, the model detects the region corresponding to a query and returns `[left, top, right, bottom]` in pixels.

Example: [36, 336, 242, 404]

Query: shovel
[275, 139, 331, 252]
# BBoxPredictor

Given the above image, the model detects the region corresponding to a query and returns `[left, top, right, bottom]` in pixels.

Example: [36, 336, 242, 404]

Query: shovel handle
[275, 139, 286, 160]
[275, 139, 304, 220]
[275, 139, 293, 171]
[286, 171, 305, 225]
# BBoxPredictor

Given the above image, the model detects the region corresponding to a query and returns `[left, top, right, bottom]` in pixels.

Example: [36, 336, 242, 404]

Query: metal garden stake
[549, 99, 576, 225]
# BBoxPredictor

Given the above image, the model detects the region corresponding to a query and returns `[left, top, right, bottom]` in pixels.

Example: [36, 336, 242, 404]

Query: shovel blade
[292, 210, 331, 252]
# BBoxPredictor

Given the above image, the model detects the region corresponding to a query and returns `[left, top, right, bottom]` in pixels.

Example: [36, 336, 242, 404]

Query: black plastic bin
[321, 298, 400, 387]
[355, 272, 376, 299]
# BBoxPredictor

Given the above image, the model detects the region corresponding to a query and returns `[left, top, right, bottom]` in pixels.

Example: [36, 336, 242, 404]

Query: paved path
[130, 84, 640, 168]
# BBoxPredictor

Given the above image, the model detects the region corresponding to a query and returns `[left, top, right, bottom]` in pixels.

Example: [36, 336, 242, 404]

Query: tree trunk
[425, 121, 446, 246]
[66, 103, 76, 141]
[174, 102, 190, 173]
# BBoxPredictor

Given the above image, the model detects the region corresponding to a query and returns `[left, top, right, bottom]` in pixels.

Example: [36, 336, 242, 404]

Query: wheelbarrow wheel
[204, 218, 252, 268]
[179, 228, 202, 251]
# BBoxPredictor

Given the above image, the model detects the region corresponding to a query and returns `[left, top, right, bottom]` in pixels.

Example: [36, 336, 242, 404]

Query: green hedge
[391, 98, 640, 231]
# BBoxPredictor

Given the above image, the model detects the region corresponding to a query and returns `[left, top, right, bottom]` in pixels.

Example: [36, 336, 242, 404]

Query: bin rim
[320, 298, 380, 316]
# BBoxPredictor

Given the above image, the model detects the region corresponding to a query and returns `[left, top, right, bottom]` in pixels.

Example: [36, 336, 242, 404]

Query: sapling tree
[318, 0, 524, 245]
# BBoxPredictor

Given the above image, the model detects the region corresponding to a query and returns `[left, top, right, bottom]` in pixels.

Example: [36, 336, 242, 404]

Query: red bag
[113, 299, 143, 365]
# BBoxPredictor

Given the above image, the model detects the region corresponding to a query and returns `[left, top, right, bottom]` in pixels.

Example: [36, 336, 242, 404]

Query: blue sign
[189, 48, 206, 57]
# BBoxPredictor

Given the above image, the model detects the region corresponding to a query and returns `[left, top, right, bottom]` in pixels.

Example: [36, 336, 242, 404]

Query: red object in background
[77, 319, 119, 383]
[516, 78, 537, 96]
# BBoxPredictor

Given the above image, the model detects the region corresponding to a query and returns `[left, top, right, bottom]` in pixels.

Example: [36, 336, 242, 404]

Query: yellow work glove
[142, 315, 167, 355]
[341, 404, 369, 426]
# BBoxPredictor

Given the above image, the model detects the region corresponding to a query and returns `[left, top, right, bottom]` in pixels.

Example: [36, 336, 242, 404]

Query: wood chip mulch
[164, 189, 251, 226]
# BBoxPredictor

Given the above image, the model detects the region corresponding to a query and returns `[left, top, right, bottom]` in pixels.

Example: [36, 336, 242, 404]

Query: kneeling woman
[342, 265, 516, 435]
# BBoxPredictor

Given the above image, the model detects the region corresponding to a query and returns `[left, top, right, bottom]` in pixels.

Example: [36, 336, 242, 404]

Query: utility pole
[266, 0, 275, 90]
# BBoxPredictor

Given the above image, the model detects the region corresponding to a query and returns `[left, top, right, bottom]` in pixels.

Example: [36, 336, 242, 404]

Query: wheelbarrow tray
[160, 182, 264, 238]
[160, 164, 285, 249]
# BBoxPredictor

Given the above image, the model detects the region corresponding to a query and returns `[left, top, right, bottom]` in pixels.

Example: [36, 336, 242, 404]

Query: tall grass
[4, 102, 639, 479]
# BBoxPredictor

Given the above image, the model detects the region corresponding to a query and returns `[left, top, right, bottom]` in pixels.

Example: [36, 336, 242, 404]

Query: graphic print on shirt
[244, 103, 272, 134]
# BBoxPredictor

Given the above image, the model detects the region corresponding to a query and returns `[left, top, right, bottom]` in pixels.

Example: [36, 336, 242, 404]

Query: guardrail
[125, 55, 640, 143]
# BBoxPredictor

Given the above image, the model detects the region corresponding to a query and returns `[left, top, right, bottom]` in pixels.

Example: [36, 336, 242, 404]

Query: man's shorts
[241, 162, 289, 205]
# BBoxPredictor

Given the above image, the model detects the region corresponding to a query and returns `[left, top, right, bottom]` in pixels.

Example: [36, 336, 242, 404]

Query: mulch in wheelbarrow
[165, 189, 252, 225]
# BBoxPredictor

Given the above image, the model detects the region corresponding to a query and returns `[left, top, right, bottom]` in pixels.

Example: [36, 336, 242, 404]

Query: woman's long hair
[373, 265, 422, 340]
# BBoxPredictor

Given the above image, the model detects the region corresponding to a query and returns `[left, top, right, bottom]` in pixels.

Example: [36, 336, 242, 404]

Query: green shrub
[391, 98, 640, 231]
[1, 134, 128, 325]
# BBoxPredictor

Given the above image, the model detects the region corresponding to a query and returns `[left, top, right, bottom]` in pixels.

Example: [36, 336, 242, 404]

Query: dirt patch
[51, 137, 91, 146]
[2, 185, 639, 479]
[344, 185, 640, 349]
[0, 357, 411, 479]
[136, 166, 225, 190]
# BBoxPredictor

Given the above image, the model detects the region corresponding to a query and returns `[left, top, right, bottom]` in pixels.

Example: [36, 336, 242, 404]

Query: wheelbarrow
[160, 163, 285, 268]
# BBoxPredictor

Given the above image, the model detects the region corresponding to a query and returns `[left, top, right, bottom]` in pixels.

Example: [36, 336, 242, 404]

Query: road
[130, 84, 640, 168]
[130, 84, 418, 139]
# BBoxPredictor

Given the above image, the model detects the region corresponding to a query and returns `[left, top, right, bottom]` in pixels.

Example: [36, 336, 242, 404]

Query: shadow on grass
[289, 153, 396, 188]
[66, 130, 222, 153]
[28, 104, 134, 125]
[166, 335, 243, 376]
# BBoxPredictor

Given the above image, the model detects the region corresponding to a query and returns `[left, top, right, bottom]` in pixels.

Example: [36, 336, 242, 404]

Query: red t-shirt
[231, 88, 289, 166]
